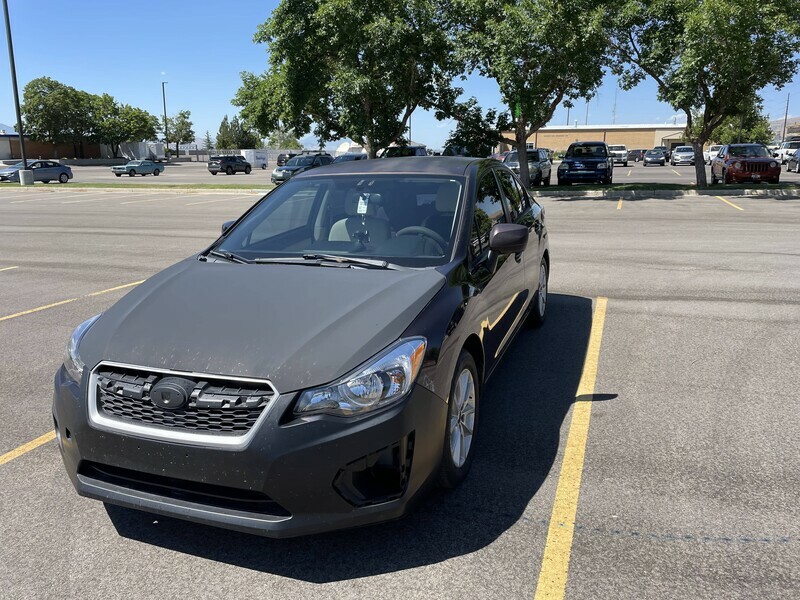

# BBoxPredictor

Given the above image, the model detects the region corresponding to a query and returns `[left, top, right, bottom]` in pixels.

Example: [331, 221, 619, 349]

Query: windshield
[566, 144, 607, 158]
[729, 145, 770, 158]
[675, 147, 692, 152]
[503, 152, 519, 163]
[384, 147, 422, 157]
[216, 175, 464, 267]
[128, 161, 142, 166]
[646, 150, 662, 156]
[286, 156, 315, 166]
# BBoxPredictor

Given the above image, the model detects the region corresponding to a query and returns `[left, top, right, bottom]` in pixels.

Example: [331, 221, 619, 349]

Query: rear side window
[470, 173, 506, 260]
[494, 170, 524, 221]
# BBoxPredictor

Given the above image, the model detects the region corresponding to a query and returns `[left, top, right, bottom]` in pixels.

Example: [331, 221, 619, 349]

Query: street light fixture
[2, 0, 32, 185]
[161, 81, 168, 158]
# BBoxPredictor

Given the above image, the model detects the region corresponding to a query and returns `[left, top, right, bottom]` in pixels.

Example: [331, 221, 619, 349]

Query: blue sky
[2, 0, 798, 150]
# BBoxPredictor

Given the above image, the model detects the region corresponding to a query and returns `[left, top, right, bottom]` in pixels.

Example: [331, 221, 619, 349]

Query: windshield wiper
[301, 254, 400, 270]
[204, 249, 252, 264]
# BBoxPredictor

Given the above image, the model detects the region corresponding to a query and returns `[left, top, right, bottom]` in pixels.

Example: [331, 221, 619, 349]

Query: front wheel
[226, 166, 233, 175]
[128, 170, 136, 177]
[244, 166, 252, 175]
[543, 173, 551, 186]
[437, 351, 479, 489]
[58, 173, 69, 184]
[115, 173, 121, 177]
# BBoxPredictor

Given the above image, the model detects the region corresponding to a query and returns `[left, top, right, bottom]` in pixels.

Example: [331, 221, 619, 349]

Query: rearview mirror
[489, 223, 529, 255]
[221, 220, 235, 234]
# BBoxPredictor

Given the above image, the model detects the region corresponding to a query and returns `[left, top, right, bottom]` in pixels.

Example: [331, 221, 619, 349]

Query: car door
[29, 161, 49, 182]
[712, 146, 727, 178]
[539, 150, 551, 180]
[466, 168, 528, 373]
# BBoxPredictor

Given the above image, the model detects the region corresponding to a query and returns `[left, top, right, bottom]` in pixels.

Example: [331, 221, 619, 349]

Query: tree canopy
[267, 127, 303, 150]
[164, 110, 195, 156]
[606, 0, 800, 184]
[215, 115, 261, 149]
[234, 0, 462, 157]
[451, 0, 607, 185]
[441, 98, 505, 157]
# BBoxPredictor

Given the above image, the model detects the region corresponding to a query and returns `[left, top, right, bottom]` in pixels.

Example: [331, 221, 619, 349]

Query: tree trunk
[516, 126, 531, 188]
[175, 142, 180, 157]
[691, 140, 707, 185]
[365, 137, 377, 159]
[112, 143, 119, 159]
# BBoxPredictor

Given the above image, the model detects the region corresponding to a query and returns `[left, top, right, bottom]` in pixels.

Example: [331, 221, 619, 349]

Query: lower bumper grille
[79, 461, 290, 517]
[94, 364, 277, 436]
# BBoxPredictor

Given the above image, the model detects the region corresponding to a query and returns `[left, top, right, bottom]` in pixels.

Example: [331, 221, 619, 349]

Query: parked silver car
[0, 160, 73, 183]
[670, 146, 695, 166]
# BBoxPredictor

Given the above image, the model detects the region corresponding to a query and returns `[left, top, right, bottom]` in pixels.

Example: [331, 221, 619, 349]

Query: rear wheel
[226, 166, 233, 175]
[711, 170, 718, 185]
[153, 169, 160, 176]
[43, 180, 51, 184]
[623, 161, 628, 167]
[210, 171, 217, 176]
[543, 173, 551, 186]
[528, 257, 548, 327]
[437, 351, 479, 489]
[115, 173, 121, 177]
[58, 173, 68, 184]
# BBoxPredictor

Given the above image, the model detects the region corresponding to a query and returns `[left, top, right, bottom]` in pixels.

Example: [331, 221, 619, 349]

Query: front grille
[743, 162, 769, 173]
[79, 461, 291, 517]
[95, 365, 276, 435]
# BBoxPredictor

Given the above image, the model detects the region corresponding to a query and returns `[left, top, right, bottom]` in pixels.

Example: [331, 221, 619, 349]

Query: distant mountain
[769, 116, 800, 137]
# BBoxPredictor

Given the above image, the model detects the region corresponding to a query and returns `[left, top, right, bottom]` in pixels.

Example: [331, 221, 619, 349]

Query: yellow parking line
[626, 169, 632, 177]
[715, 195, 744, 211]
[0, 265, 19, 272]
[671, 169, 681, 176]
[0, 280, 144, 323]
[0, 431, 56, 466]
[616, 198, 623, 210]
[534, 297, 608, 600]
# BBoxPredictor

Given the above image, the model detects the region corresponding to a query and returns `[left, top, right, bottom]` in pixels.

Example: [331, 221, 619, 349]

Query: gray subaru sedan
[53, 157, 550, 538]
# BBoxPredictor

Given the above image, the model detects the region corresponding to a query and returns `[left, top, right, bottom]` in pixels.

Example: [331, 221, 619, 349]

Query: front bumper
[53, 365, 447, 538]
[727, 169, 781, 183]
[271, 171, 295, 183]
[671, 157, 694, 165]
[557, 169, 609, 183]
[643, 159, 664, 165]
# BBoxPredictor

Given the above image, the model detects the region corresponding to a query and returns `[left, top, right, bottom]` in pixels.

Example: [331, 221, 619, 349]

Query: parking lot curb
[532, 188, 800, 200]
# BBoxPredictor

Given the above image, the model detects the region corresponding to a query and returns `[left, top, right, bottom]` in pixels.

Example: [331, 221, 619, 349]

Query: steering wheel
[396, 226, 448, 254]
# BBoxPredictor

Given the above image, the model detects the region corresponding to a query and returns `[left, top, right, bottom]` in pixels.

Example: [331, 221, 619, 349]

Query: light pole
[2, 0, 32, 185]
[161, 81, 168, 158]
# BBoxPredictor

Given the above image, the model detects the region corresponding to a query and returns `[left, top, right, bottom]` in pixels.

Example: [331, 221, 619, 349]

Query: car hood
[80, 259, 446, 392]
[278, 165, 306, 172]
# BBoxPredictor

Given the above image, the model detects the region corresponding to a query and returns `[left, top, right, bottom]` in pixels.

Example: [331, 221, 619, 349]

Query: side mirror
[221, 220, 235, 234]
[489, 223, 529, 255]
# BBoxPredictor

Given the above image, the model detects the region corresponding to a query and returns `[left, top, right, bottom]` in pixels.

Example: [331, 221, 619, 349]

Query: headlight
[558, 163, 569, 171]
[770, 161, 778, 168]
[294, 337, 426, 417]
[64, 314, 101, 383]
[734, 162, 742, 170]
[597, 162, 608, 169]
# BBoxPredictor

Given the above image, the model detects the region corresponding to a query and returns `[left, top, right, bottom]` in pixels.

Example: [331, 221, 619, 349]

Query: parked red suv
[710, 144, 780, 184]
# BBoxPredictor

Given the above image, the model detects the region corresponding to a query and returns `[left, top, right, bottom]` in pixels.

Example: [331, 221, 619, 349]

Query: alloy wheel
[449, 368, 476, 468]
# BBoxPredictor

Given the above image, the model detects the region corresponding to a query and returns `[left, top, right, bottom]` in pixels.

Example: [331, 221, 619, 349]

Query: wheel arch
[461, 334, 485, 388]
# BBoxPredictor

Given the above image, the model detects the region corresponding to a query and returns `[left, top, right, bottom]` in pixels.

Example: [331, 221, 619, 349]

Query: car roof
[295, 156, 489, 179]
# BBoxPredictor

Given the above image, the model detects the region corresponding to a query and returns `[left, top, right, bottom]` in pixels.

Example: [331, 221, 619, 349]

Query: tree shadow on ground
[107, 293, 613, 582]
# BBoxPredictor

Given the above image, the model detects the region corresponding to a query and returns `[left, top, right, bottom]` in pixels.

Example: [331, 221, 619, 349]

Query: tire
[153, 169, 160, 176]
[261, 164, 267, 170]
[711, 170, 718, 185]
[58, 173, 68, 184]
[528, 257, 548, 327]
[128, 170, 136, 177]
[437, 351, 480, 489]
[623, 162, 628, 167]
[723, 169, 729, 184]
[211, 172, 217, 176]
[226, 166, 233, 175]
[43, 180, 50, 184]
[543, 173, 551, 186]
[244, 166, 252, 175]
[115, 173, 121, 177]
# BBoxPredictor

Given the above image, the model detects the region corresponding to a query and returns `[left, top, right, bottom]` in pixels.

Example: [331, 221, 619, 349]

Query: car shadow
[106, 293, 613, 582]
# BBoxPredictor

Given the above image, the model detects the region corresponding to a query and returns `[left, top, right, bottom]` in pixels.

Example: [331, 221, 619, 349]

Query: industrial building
[497, 123, 687, 153]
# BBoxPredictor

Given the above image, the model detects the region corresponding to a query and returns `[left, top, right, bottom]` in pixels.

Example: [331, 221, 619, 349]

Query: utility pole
[782, 93, 790, 142]
[566, 105, 570, 126]
[611, 86, 618, 125]
[161, 81, 169, 158]
[2, 0, 32, 185]
[584, 100, 589, 126]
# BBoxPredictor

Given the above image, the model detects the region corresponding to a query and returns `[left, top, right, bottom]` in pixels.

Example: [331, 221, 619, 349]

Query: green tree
[452, 0, 606, 186]
[267, 127, 303, 149]
[230, 115, 262, 149]
[95, 94, 158, 157]
[22, 77, 76, 153]
[441, 98, 504, 157]
[711, 104, 776, 146]
[164, 110, 195, 156]
[203, 130, 214, 151]
[606, 0, 800, 185]
[234, 0, 462, 158]
[215, 116, 235, 149]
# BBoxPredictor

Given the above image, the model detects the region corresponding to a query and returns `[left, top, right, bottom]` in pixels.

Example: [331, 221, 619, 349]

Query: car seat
[328, 192, 391, 244]
[422, 181, 460, 241]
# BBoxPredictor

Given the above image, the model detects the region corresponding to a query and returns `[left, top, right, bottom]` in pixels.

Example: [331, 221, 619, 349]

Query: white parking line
[185, 196, 256, 206]
[0, 266, 19, 273]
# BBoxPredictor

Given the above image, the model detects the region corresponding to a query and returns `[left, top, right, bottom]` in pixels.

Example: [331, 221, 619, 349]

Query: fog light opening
[334, 433, 415, 507]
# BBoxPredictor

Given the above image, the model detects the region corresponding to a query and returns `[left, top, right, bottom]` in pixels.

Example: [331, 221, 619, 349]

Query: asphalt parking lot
[7, 160, 800, 186]
[1, 186, 798, 599]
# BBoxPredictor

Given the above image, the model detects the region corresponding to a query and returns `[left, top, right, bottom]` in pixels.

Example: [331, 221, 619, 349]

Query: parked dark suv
[271, 152, 333, 184]
[503, 149, 552, 186]
[276, 153, 298, 167]
[208, 155, 252, 176]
